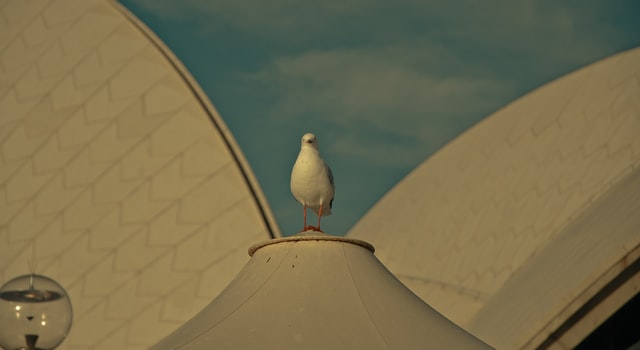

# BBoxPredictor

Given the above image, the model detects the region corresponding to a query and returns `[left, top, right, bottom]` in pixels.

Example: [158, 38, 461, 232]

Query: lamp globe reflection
[0, 274, 72, 350]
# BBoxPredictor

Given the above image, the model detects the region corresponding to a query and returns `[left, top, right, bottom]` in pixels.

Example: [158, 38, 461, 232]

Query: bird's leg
[315, 205, 323, 232]
[302, 204, 308, 231]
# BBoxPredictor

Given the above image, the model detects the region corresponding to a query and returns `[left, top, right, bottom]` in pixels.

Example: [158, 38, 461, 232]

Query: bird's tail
[313, 204, 332, 217]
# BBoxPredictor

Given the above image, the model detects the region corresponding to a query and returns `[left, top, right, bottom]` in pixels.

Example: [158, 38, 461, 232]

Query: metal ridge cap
[249, 231, 375, 256]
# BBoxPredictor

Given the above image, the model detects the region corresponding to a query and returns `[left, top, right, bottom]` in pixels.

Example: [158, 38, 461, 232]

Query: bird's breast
[290, 151, 334, 205]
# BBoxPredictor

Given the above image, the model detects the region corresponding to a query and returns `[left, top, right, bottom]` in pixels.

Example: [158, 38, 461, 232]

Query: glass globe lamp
[0, 274, 73, 350]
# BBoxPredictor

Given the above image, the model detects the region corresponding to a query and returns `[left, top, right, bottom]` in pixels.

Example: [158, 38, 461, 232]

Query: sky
[119, 0, 640, 236]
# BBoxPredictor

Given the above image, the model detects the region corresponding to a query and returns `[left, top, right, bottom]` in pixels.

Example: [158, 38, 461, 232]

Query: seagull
[290, 133, 335, 232]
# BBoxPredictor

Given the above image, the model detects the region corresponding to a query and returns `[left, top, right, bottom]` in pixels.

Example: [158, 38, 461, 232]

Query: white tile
[143, 79, 189, 116]
[120, 182, 173, 224]
[59, 6, 122, 53]
[109, 54, 167, 100]
[82, 253, 134, 296]
[5, 160, 52, 201]
[182, 138, 231, 177]
[137, 251, 197, 296]
[147, 204, 201, 246]
[72, 51, 124, 87]
[84, 85, 139, 123]
[92, 164, 143, 205]
[149, 108, 209, 156]
[62, 189, 114, 230]
[178, 165, 247, 223]
[34, 217, 82, 258]
[57, 109, 109, 150]
[89, 123, 138, 164]
[63, 148, 111, 188]
[98, 23, 148, 64]
[50, 75, 101, 111]
[114, 227, 168, 272]
[36, 41, 81, 78]
[104, 276, 155, 319]
[89, 207, 141, 251]
[150, 156, 204, 200]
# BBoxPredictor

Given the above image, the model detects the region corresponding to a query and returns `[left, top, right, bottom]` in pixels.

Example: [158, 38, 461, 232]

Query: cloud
[125, 0, 639, 168]
[125, 0, 640, 175]
[242, 45, 513, 166]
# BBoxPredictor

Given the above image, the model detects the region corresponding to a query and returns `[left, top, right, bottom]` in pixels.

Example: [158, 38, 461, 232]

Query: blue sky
[119, 0, 640, 236]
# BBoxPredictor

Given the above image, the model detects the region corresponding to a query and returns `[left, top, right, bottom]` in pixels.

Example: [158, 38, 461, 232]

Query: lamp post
[0, 274, 73, 350]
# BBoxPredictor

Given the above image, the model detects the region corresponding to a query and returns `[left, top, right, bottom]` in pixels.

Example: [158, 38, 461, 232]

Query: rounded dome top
[152, 231, 492, 349]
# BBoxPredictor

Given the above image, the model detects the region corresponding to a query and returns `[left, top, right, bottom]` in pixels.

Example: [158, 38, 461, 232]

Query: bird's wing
[326, 162, 335, 209]
[326, 163, 334, 187]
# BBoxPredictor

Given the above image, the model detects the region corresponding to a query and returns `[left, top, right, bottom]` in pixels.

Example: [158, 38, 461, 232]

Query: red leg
[316, 205, 323, 232]
[303, 204, 307, 231]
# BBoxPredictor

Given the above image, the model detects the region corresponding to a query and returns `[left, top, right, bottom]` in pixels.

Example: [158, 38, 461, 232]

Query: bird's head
[301, 133, 318, 149]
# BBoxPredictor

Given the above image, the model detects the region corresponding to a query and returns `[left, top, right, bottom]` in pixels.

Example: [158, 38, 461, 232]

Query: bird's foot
[302, 225, 322, 232]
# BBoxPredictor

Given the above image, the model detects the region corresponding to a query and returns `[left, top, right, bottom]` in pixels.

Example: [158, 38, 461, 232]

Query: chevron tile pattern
[0, 0, 276, 349]
[349, 48, 640, 329]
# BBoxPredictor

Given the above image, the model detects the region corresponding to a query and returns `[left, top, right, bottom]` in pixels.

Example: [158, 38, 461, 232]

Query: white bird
[290, 133, 335, 232]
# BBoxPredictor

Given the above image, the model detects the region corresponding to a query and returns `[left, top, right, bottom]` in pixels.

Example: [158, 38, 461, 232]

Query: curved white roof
[348, 47, 640, 349]
[0, 0, 279, 348]
[152, 232, 492, 349]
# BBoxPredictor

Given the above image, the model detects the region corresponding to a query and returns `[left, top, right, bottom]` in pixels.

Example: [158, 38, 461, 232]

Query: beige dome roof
[0, 0, 279, 348]
[348, 47, 640, 349]
[152, 232, 492, 349]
